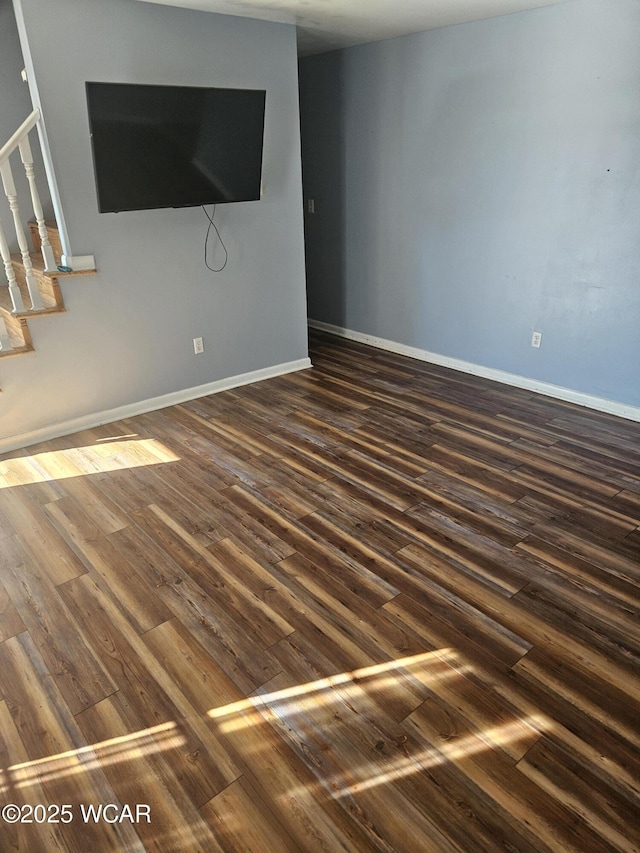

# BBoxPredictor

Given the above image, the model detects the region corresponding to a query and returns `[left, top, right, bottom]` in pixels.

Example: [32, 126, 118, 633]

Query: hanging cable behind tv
[202, 205, 228, 272]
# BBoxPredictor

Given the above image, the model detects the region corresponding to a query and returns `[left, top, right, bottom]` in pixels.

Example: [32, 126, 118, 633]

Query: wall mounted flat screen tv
[86, 82, 266, 213]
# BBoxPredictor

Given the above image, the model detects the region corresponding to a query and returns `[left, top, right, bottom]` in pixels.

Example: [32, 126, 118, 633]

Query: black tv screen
[86, 82, 266, 213]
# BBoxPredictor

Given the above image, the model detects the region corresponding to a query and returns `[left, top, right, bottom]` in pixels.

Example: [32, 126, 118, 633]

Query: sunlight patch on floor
[2, 722, 184, 791]
[0, 648, 551, 809]
[208, 649, 463, 733]
[335, 716, 547, 798]
[0, 439, 180, 488]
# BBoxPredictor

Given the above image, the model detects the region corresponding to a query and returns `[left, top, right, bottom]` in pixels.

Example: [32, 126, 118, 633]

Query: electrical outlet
[193, 337, 204, 355]
[531, 331, 543, 349]
[307, 198, 315, 214]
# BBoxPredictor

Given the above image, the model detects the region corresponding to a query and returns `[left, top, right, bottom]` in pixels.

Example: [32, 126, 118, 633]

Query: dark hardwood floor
[0, 328, 639, 852]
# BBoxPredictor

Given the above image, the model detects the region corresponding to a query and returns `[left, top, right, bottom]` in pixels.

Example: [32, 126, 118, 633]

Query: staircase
[0, 221, 95, 358]
[0, 108, 96, 359]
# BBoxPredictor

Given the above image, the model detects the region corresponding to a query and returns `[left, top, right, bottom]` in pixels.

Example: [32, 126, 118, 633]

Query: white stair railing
[0, 108, 57, 326]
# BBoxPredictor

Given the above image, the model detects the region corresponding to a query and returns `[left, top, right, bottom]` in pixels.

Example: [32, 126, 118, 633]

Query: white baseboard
[1, 357, 312, 455]
[309, 319, 640, 424]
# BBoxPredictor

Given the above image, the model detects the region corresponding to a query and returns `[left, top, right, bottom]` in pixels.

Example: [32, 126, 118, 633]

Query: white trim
[60, 254, 96, 272]
[0, 109, 39, 165]
[309, 319, 640, 424]
[0, 357, 312, 454]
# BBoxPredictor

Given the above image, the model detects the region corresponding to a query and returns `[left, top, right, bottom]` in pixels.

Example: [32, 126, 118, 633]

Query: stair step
[0, 306, 33, 356]
[0, 292, 33, 338]
[0, 220, 96, 363]
[29, 219, 63, 265]
[8, 256, 64, 312]
[12, 252, 96, 279]
[0, 288, 34, 354]
[0, 335, 33, 359]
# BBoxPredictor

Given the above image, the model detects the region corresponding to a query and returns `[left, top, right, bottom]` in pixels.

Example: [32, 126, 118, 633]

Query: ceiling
[137, 0, 572, 55]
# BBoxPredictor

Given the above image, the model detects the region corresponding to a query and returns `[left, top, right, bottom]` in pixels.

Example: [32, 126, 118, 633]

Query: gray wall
[0, 2, 29, 130]
[2, 0, 308, 444]
[299, 0, 640, 408]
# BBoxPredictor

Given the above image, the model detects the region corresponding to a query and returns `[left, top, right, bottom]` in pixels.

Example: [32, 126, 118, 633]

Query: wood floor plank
[0, 699, 68, 853]
[0, 502, 16, 539]
[0, 576, 26, 642]
[0, 456, 68, 504]
[200, 776, 300, 852]
[252, 671, 465, 853]
[59, 573, 242, 792]
[58, 574, 186, 731]
[108, 523, 283, 687]
[416, 444, 528, 502]
[517, 530, 640, 592]
[132, 504, 295, 649]
[50, 480, 130, 534]
[0, 488, 88, 586]
[0, 329, 638, 851]
[75, 692, 226, 853]
[0, 633, 145, 852]
[221, 485, 401, 607]
[404, 699, 616, 853]
[397, 541, 640, 704]
[514, 580, 640, 665]
[49, 524, 173, 636]
[381, 590, 531, 676]
[0, 536, 117, 714]
[511, 647, 640, 750]
[516, 736, 640, 852]
[146, 625, 380, 850]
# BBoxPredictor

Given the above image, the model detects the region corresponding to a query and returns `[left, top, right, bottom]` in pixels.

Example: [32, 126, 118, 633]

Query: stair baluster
[0, 109, 96, 362]
[19, 135, 56, 272]
[0, 218, 26, 313]
[0, 159, 44, 310]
